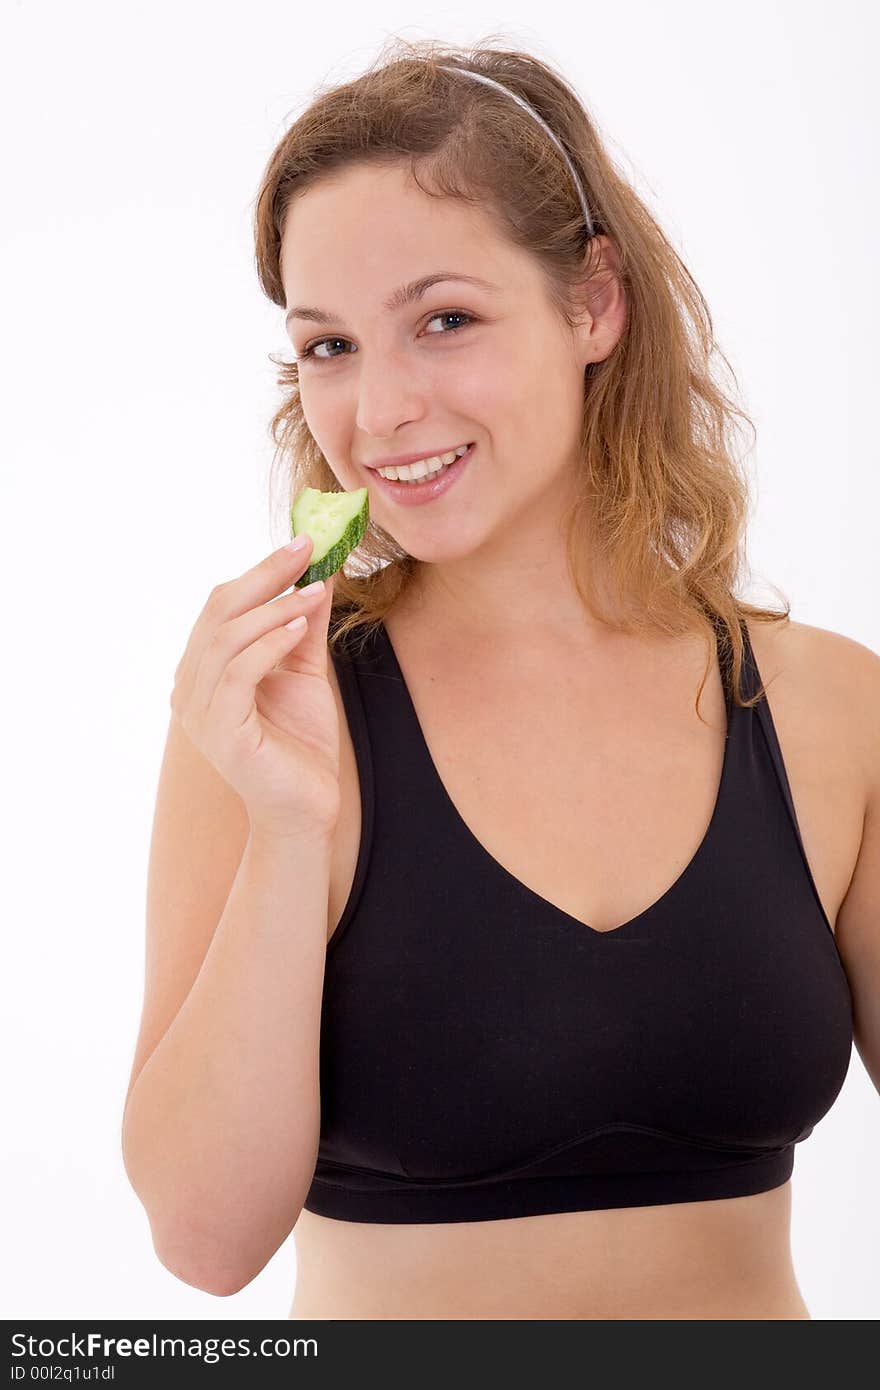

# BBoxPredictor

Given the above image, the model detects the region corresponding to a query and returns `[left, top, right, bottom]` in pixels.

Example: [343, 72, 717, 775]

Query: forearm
[122, 827, 333, 1289]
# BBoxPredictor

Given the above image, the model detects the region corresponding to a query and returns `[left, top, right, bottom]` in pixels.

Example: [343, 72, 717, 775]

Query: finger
[181, 536, 317, 695]
[190, 580, 327, 728]
[276, 573, 336, 679]
[212, 535, 316, 625]
[210, 608, 314, 734]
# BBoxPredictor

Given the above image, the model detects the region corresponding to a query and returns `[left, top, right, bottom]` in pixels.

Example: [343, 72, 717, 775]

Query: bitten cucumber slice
[289, 485, 369, 587]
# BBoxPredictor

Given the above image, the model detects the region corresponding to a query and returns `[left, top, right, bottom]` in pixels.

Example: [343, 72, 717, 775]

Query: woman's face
[279, 161, 613, 565]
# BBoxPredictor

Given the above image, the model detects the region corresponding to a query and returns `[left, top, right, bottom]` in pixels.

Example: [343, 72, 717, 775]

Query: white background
[2, 0, 877, 1321]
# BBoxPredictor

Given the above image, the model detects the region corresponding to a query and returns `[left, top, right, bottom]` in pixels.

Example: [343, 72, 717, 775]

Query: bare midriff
[289, 1182, 809, 1319]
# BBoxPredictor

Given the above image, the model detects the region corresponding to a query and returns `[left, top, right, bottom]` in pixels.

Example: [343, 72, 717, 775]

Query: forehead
[279, 163, 528, 304]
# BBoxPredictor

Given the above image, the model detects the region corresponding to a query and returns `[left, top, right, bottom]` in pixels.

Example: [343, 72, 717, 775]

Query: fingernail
[284, 534, 310, 554]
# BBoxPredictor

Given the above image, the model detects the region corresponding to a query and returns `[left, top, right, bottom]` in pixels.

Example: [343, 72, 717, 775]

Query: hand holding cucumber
[171, 483, 369, 839]
[170, 533, 342, 840]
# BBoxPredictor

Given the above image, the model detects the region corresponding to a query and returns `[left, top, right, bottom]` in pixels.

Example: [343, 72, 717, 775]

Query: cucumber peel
[289, 485, 369, 587]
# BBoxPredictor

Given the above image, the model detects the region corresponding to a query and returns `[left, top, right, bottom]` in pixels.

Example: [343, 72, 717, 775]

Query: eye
[422, 310, 473, 336]
[297, 310, 476, 366]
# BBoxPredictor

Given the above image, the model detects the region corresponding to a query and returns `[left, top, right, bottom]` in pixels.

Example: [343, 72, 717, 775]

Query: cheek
[299, 392, 347, 462]
[439, 358, 516, 429]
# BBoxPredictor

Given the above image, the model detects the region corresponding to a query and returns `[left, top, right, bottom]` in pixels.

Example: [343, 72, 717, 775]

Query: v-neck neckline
[376, 618, 736, 939]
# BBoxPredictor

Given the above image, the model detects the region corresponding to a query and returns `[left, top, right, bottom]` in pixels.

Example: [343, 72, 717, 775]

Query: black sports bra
[301, 614, 853, 1224]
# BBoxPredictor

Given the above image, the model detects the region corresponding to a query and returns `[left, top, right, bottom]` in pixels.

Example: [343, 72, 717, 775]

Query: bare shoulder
[747, 614, 880, 758]
[747, 610, 877, 682]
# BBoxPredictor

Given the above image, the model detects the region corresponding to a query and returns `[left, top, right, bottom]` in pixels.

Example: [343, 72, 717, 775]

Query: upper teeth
[377, 443, 469, 480]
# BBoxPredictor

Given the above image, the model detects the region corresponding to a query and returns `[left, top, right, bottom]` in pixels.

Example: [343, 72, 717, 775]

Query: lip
[361, 442, 471, 471]
[367, 441, 475, 506]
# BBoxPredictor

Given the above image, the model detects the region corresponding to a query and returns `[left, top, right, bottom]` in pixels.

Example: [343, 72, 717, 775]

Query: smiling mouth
[372, 442, 472, 482]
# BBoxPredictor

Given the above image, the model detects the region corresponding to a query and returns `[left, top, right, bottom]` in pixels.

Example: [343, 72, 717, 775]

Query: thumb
[280, 573, 335, 677]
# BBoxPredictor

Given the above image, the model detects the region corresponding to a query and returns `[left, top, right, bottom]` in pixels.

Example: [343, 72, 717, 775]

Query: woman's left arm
[834, 638, 880, 1096]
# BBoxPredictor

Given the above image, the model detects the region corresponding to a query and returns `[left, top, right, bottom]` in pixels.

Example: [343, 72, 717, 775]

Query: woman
[121, 39, 880, 1319]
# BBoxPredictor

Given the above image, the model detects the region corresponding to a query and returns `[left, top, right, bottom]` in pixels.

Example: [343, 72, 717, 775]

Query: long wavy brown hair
[252, 33, 789, 716]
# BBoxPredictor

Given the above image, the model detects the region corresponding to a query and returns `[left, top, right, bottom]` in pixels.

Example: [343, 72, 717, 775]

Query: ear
[572, 235, 627, 369]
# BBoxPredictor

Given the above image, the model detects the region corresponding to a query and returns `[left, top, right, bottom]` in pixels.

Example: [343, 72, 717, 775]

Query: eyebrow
[284, 271, 502, 329]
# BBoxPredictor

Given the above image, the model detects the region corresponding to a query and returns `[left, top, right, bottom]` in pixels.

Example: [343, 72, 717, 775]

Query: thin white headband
[438, 65, 596, 239]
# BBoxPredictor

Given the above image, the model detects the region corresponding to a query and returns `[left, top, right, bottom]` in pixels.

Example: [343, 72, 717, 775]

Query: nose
[354, 349, 428, 440]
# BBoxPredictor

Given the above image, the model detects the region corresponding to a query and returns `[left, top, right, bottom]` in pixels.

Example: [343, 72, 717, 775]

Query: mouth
[368, 441, 471, 480]
[367, 441, 475, 503]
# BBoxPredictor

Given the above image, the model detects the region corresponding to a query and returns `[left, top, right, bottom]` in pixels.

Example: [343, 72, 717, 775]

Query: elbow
[151, 1206, 304, 1298]
[165, 1263, 252, 1298]
[121, 1146, 261, 1295]
[153, 1230, 257, 1298]
[121, 1121, 310, 1296]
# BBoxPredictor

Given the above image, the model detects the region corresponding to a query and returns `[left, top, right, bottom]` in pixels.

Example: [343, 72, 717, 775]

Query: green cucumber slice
[289, 485, 369, 587]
